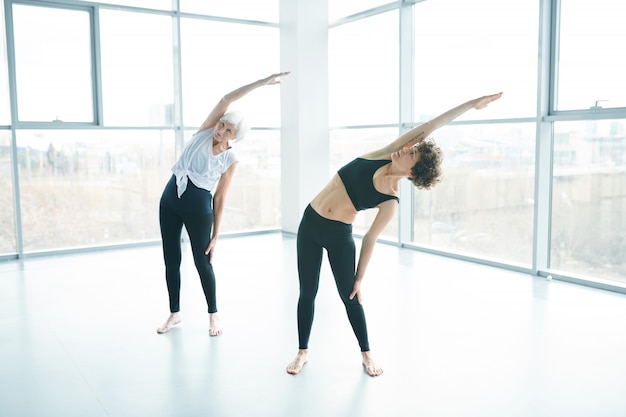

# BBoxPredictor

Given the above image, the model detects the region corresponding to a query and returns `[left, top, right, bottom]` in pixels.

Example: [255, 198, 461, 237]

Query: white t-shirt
[171, 127, 238, 198]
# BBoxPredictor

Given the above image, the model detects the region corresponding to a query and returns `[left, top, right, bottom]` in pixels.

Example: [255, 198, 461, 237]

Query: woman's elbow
[361, 233, 378, 248]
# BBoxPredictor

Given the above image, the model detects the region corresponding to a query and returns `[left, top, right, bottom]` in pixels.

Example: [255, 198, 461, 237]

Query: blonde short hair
[220, 110, 249, 143]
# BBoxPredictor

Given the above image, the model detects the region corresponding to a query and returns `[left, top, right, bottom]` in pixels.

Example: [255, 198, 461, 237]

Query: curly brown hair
[409, 139, 443, 190]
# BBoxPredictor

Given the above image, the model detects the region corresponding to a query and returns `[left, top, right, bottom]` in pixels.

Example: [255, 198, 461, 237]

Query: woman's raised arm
[368, 92, 503, 159]
[197, 71, 291, 132]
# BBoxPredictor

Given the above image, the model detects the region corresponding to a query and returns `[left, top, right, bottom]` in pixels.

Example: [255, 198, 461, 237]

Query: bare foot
[209, 313, 222, 337]
[362, 351, 383, 377]
[157, 312, 181, 334]
[286, 349, 308, 375]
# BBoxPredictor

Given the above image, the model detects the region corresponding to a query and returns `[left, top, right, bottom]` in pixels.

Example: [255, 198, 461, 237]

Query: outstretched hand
[261, 71, 291, 86]
[472, 92, 503, 110]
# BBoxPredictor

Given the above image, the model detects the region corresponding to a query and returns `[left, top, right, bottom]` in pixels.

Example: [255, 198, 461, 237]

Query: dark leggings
[296, 204, 370, 352]
[159, 175, 217, 314]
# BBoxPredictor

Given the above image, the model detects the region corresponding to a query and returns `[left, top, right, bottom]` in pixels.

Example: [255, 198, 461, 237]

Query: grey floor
[2, 233, 626, 417]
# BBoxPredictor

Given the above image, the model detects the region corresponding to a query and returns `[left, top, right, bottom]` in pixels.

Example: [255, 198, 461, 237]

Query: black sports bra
[337, 158, 399, 211]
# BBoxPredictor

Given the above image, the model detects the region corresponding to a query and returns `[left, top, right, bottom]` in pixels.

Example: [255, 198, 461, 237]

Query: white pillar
[279, 0, 329, 233]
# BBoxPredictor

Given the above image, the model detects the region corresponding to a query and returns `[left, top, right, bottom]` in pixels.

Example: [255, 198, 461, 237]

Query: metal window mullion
[532, 0, 556, 275]
[5, 1, 18, 126]
[5, 1, 24, 258]
[8, 128, 24, 259]
[93, 6, 104, 125]
[172, 0, 185, 155]
[398, 0, 414, 244]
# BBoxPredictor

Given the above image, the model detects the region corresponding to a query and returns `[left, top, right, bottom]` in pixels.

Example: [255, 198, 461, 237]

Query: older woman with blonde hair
[157, 72, 290, 336]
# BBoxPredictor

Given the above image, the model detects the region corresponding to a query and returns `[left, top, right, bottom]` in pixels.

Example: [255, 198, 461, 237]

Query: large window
[555, 0, 626, 111]
[219, 129, 282, 231]
[412, 123, 536, 264]
[14, 127, 282, 252]
[408, 0, 539, 266]
[329, 10, 398, 127]
[551, 120, 626, 283]
[11, 4, 94, 123]
[180, 18, 282, 231]
[2, 0, 625, 290]
[99, 10, 175, 127]
[413, 0, 539, 121]
[548, 0, 626, 286]
[180, 19, 281, 128]
[328, 9, 399, 240]
[3, 0, 282, 254]
[16, 130, 175, 252]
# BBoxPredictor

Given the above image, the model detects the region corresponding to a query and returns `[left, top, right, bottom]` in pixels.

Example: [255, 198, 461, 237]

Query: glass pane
[16, 130, 175, 252]
[414, 0, 538, 120]
[100, 10, 175, 126]
[0, 131, 16, 254]
[329, 11, 399, 127]
[330, 127, 400, 240]
[329, 0, 390, 21]
[0, 3, 10, 125]
[181, 0, 278, 23]
[551, 120, 626, 283]
[412, 123, 536, 265]
[183, 128, 282, 232]
[97, 0, 172, 10]
[12, 5, 93, 123]
[180, 19, 280, 128]
[556, 0, 626, 110]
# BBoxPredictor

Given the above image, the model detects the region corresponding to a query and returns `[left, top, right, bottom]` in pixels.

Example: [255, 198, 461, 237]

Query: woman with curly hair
[286, 92, 503, 377]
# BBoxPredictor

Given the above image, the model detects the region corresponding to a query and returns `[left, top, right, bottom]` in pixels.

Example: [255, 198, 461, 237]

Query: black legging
[296, 204, 370, 352]
[159, 175, 217, 314]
